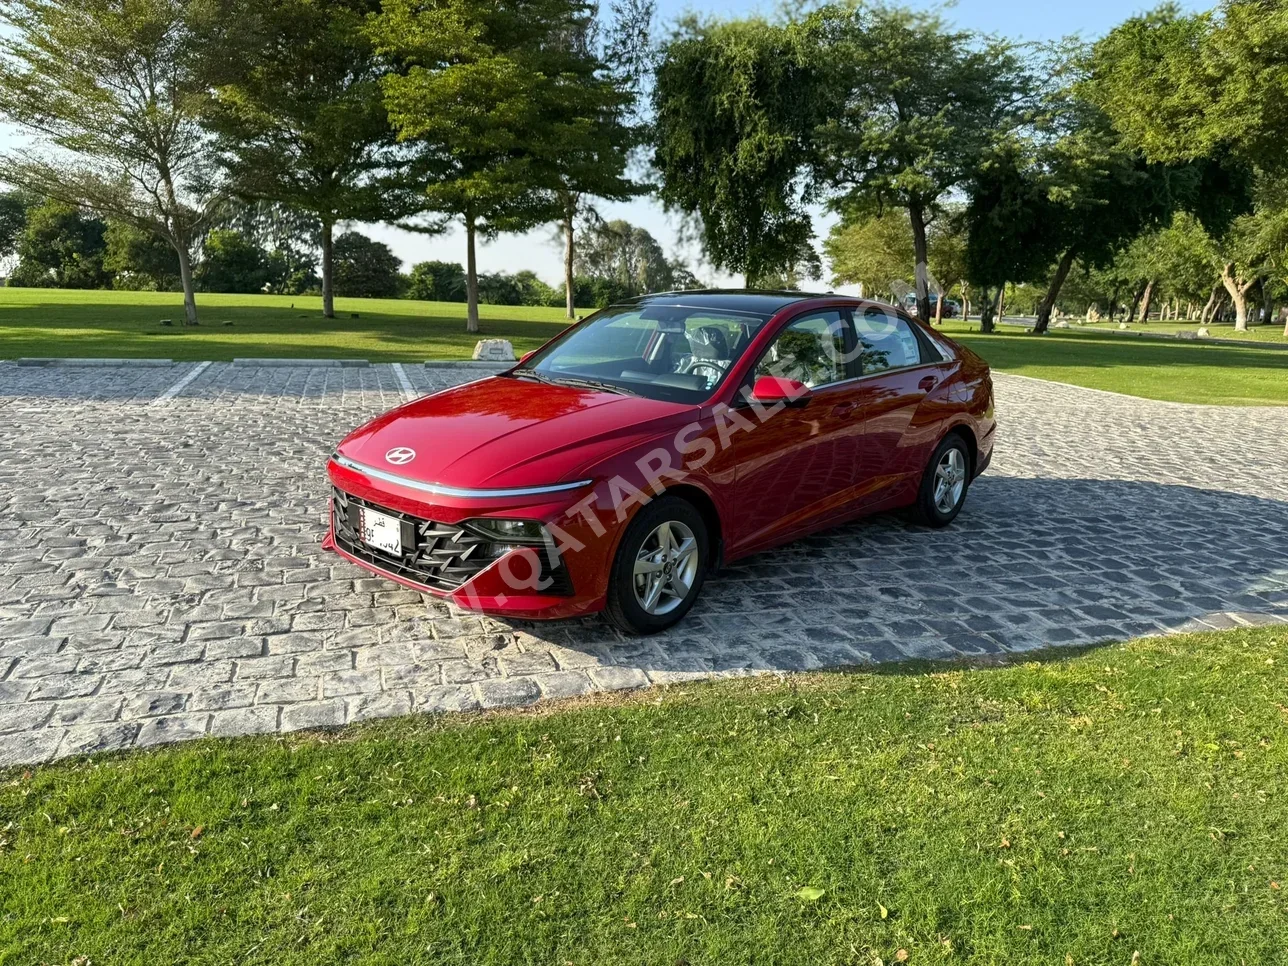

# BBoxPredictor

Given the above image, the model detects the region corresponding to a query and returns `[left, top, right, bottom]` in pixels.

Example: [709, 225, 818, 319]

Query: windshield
[512, 304, 772, 402]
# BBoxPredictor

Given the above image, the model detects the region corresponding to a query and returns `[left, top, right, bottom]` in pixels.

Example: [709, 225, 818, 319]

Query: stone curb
[231, 358, 369, 368]
[15, 357, 175, 368]
[423, 360, 512, 369]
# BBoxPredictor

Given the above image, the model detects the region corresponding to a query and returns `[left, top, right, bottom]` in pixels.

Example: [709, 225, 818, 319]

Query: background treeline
[0, 191, 699, 308]
[2, 0, 1286, 333]
[648, 0, 1288, 334]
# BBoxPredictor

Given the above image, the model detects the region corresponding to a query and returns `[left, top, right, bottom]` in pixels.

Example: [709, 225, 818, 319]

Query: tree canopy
[819, 3, 1032, 321]
[332, 230, 402, 299]
[0, 0, 242, 322]
[651, 13, 828, 285]
[372, 0, 600, 331]
[208, 0, 405, 317]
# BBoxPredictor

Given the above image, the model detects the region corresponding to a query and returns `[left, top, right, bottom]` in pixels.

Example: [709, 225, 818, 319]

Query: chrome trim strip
[332, 454, 593, 499]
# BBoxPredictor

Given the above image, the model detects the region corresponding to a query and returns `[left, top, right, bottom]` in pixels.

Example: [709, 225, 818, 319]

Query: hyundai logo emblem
[385, 447, 416, 466]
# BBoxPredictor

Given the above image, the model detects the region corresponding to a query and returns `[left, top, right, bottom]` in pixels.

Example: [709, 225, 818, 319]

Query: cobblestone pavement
[2, 361, 1286, 766]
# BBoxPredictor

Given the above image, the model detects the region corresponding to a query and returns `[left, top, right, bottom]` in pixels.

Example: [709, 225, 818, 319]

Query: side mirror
[748, 375, 812, 407]
[518, 350, 535, 365]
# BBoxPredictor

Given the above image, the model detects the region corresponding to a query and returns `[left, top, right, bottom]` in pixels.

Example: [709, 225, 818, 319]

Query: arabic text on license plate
[361, 507, 402, 555]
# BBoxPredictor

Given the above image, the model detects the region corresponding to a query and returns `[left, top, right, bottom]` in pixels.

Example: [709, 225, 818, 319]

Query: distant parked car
[901, 293, 959, 318]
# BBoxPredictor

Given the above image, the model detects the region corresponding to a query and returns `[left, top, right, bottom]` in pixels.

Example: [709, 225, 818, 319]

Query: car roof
[620, 289, 830, 315]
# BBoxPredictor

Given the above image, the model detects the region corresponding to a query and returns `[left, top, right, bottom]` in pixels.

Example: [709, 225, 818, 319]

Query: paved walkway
[2, 362, 1286, 766]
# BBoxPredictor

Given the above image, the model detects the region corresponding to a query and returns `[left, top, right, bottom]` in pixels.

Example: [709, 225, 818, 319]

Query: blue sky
[1, 0, 1205, 287]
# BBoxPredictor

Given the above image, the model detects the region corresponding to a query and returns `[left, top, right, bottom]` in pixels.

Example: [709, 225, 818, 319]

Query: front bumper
[322, 457, 618, 620]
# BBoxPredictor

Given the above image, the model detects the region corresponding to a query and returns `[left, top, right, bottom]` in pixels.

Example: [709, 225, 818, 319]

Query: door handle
[919, 375, 938, 392]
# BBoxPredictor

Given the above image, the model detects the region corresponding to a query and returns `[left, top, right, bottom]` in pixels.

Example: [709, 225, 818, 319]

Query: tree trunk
[321, 220, 335, 319]
[175, 242, 199, 326]
[1200, 284, 1219, 324]
[562, 201, 576, 320]
[1034, 247, 1076, 334]
[465, 214, 480, 334]
[996, 284, 1005, 325]
[1260, 285, 1273, 328]
[1126, 282, 1145, 323]
[934, 292, 944, 325]
[1220, 262, 1250, 332]
[1137, 278, 1156, 323]
[978, 286, 996, 334]
[908, 203, 931, 322]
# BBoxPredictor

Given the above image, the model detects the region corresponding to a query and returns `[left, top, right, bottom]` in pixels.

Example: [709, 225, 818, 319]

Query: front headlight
[464, 518, 548, 544]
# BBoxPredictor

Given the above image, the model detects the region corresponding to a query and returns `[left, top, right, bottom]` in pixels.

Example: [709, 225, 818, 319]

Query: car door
[721, 309, 868, 555]
[847, 305, 949, 504]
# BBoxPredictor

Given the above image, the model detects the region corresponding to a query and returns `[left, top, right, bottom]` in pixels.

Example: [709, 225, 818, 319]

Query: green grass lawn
[3, 289, 1288, 405]
[1077, 317, 1288, 344]
[938, 320, 1288, 406]
[3, 627, 1286, 965]
[0, 288, 579, 363]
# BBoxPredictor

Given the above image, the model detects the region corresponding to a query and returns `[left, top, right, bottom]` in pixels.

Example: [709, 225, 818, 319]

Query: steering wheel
[684, 361, 729, 389]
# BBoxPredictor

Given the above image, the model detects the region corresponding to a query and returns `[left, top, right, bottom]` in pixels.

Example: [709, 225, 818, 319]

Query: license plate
[360, 507, 402, 555]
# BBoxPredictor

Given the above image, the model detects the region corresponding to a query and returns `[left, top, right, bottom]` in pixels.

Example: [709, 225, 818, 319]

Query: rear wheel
[605, 495, 708, 635]
[914, 434, 971, 527]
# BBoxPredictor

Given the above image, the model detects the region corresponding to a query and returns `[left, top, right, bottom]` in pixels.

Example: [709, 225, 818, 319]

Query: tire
[605, 494, 709, 635]
[914, 433, 971, 528]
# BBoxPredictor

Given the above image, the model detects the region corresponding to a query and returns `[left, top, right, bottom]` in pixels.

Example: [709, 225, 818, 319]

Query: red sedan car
[324, 292, 994, 634]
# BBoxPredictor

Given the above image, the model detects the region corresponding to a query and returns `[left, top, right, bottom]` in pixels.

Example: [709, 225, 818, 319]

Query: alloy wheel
[632, 520, 699, 616]
[933, 447, 967, 515]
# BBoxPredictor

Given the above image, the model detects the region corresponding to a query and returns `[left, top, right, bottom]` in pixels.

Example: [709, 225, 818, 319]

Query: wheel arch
[943, 422, 979, 478]
[658, 482, 725, 571]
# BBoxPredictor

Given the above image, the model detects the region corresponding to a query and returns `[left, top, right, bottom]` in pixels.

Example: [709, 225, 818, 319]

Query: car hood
[336, 375, 698, 489]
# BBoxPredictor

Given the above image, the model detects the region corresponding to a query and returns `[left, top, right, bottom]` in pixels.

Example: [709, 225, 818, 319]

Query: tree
[819, 4, 1032, 323]
[1149, 212, 1219, 316]
[1242, 176, 1288, 328]
[196, 229, 270, 293]
[208, 0, 404, 319]
[104, 221, 181, 290]
[332, 230, 401, 299]
[1215, 215, 1264, 330]
[749, 236, 820, 289]
[8, 199, 110, 288]
[575, 219, 674, 296]
[0, 190, 29, 275]
[407, 260, 467, 302]
[536, 1, 648, 317]
[0, 0, 239, 323]
[1023, 93, 1180, 333]
[963, 144, 1060, 333]
[824, 210, 914, 301]
[214, 200, 321, 295]
[928, 213, 969, 321]
[651, 13, 830, 285]
[475, 269, 561, 306]
[666, 260, 702, 291]
[372, 0, 582, 333]
[573, 273, 634, 307]
[1082, 1, 1288, 177]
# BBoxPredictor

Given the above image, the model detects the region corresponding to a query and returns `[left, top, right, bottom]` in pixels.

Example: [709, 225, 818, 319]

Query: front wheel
[605, 495, 709, 635]
[914, 434, 971, 527]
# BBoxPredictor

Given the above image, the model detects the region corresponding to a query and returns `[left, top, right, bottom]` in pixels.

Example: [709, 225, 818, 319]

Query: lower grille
[330, 487, 574, 596]
[332, 487, 494, 591]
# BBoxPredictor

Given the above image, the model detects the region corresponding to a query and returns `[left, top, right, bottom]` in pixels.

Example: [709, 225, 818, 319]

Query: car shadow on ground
[484, 475, 1288, 677]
